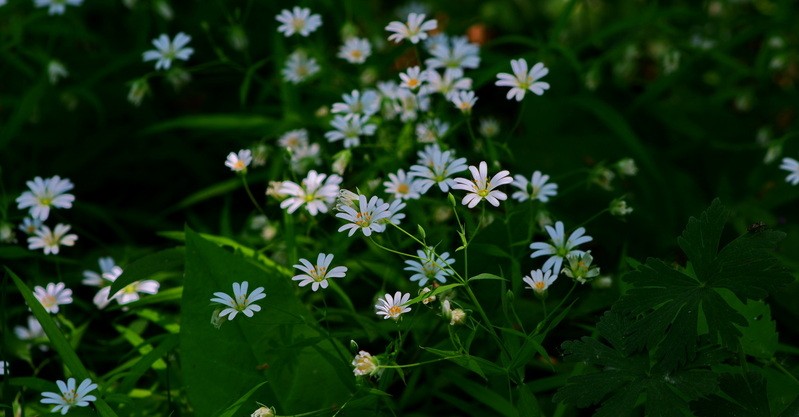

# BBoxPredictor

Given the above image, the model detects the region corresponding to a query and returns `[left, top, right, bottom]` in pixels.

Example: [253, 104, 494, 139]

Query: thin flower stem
[379, 356, 466, 369]
[577, 208, 609, 229]
[509, 98, 527, 135]
[368, 237, 417, 259]
[240, 175, 266, 215]
[540, 297, 548, 318]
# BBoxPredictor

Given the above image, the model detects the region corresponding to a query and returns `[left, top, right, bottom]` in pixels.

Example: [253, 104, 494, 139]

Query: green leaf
[217, 381, 270, 417]
[6, 268, 120, 417]
[141, 114, 278, 134]
[516, 384, 541, 417]
[469, 273, 507, 282]
[110, 247, 185, 294]
[737, 300, 778, 360]
[457, 378, 516, 417]
[117, 334, 179, 393]
[553, 312, 722, 417]
[693, 372, 770, 417]
[180, 228, 354, 416]
[421, 347, 505, 380]
[615, 200, 791, 369]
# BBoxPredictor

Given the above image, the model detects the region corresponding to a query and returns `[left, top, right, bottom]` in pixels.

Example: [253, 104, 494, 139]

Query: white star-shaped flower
[16, 175, 75, 221]
[495, 58, 550, 101]
[210, 281, 266, 321]
[225, 149, 252, 173]
[142, 32, 194, 71]
[385, 13, 437, 44]
[375, 291, 412, 320]
[529, 221, 592, 276]
[41, 377, 98, 415]
[275, 7, 322, 37]
[27, 223, 78, 255]
[33, 282, 72, 314]
[451, 161, 513, 208]
[292, 253, 348, 291]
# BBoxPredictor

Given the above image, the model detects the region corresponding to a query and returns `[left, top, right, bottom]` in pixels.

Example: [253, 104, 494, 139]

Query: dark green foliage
[555, 200, 793, 416]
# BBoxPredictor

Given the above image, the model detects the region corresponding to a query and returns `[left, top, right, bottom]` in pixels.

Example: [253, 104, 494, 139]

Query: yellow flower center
[41, 294, 56, 308]
[355, 212, 372, 227]
[388, 305, 402, 317]
[397, 184, 410, 194]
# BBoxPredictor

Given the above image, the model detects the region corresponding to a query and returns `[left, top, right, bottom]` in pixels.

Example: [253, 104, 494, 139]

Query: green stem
[241, 175, 265, 215]
[577, 208, 609, 229]
[509, 99, 527, 135]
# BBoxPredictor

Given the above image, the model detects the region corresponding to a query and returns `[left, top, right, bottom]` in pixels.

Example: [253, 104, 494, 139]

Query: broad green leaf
[553, 313, 722, 417]
[110, 247, 185, 294]
[615, 200, 791, 369]
[7, 268, 119, 417]
[737, 300, 778, 360]
[180, 228, 355, 416]
[693, 372, 770, 417]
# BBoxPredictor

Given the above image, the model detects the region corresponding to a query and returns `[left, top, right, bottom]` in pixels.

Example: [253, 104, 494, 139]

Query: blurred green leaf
[141, 114, 278, 135]
[180, 228, 355, 416]
[7, 267, 120, 417]
[110, 247, 185, 294]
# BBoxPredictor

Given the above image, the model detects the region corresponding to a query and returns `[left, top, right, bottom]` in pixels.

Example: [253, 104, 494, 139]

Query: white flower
[102, 266, 160, 306]
[0, 360, 7, 375]
[511, 171, 558, 202]
[375, 291, 412, 320]
[338, 37, 372, 64]
[0, 222, 15, 243]
[478, 117, 500, 138]
[210, 281, 266, 320]
[399, 66, 426, 90]
[522, 269, 557, 295]
[529, 221, 592, 276]
[451, 90, 477, 114]
[19, 217, 42, 235]
[14, 316, 47, 344]
[383, 199, 406, 226]
[34, 0, 82, 15]
[425, 35, 481, 70]
[16, 175, 75, 221]
[780, 157, 799, 185]
[409, 145, 468, 193]
[325, 114, 376, 148]
[82, 257, 118, 287]
[282, 50, 320, 84]
[47, 60, 68, 85]
[385, 13, 437, 44]
[142, 32, 194, 71]
[331, 89, 380, 119]
[33, 282, 72, 314]
[415, 118, 449, 143]
[278, 129, 309, 150]
[352, 350, 379, 376]
[452, 161, 513, 208]
[289, 142, 321, 173]
[424, 68, 472, 100]
[441, 299, 467, 325]
[336, 194, 391, 237]
[495, 58, 550, 101]
[40, 378, 98, 415]
[275, 6, 322, 37]
[391, 88, 430, 122]
[225, 149, 252, 173]
[292, 253, 347, 291]
[27, 224, 78, 255]
[279, 171, 342, 216]
[404, 248, 455, 286]
[384, 169, 423, 200]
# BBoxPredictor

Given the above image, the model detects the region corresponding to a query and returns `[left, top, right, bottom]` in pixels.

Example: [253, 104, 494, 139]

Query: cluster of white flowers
[15, 176, 78, 255]
[82, 257, 160, 309]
